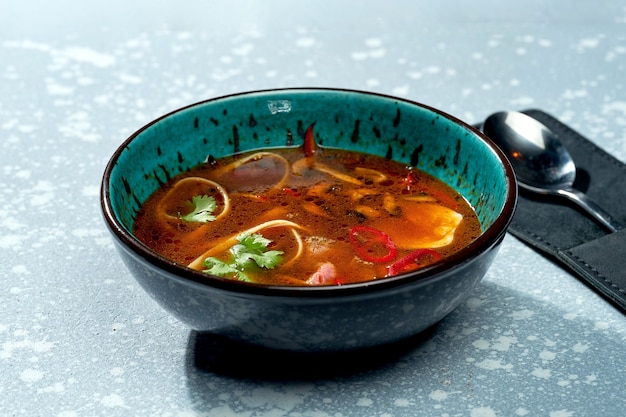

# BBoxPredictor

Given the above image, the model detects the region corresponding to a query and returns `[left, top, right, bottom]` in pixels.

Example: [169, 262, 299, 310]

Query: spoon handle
[558, 188, 623, 233]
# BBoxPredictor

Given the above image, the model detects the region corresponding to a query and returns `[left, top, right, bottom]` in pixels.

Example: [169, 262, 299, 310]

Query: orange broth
[133, 147, 481, 286]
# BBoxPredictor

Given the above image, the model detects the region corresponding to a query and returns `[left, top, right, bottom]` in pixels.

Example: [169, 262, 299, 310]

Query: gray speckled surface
[2, 1, 625, 416]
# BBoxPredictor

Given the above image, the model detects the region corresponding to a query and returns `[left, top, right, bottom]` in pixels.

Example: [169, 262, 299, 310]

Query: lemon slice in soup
[373, 202, 463, 249]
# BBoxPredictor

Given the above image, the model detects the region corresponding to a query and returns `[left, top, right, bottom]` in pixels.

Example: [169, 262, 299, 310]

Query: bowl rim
[100, 87, 517, 298]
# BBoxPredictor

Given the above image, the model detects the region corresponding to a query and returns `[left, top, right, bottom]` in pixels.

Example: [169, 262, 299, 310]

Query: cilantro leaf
[202, 257, 238, 277]
[180, 195, 217, 223]
[233, 233, 284, 269]
[201, 232, 283, 282]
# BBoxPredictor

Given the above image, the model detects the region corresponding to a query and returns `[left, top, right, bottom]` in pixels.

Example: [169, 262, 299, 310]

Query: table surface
[2, 1, 625, 416]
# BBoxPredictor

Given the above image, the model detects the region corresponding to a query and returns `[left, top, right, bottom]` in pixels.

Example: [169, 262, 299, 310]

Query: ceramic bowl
[101, 88, 516, 352]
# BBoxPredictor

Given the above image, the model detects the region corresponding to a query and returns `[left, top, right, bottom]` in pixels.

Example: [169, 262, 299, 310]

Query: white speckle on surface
[100, 393, 127, 408]
[232, 43, 254, 56]
[240, 386, 310, 411]
[77, 76, 94, 86]
[391, 85, 410, 96]
[10, 265, 29, 274]
[72, 228, 105, 238]
[516, 408, 530, 416]
[2, 118, 18, 129]
[563, 312, 578, 320]
[510, 309, 534, 320]
[117, 73, 142, 84]
[407, 70, 423, 79]
[562, 89, 588, 99]
[530, 367, 551, 379]
[584, 374, 597, 384]
[429, 390, 448, 401]
[394, 398, 412, 407]
[476, 359, 513, 371]
[61, 46, 116, 67]
[351, 51, 368, 60]
[81, 185, 100, 197]
[357, 397, 373, 406]
[351, 39, 386, 60]
[46, 81, 74, 96]
[0, 234, 27, 250]
[38, 382, 65, 393]
[470, 406, 497, 417]
[20, 368, 44, 383]
[14, 169, 32, 179]
[605, 45, 626, 62]
[602, 100, 626, 116]
[58, 110, 101, 142]
[18, 124, 36, 133]
[593, 321, 609, 331]
[544, 339, 557, 348]
[572, 342, 589, 353]
[518, 34, 535, 43]
[295, 37, 316, 48]
[0, 336, 55, 359]
[510, 96, 535, 106]
[176, 32, 192, 40]
[539, 350, 557, 361]
[549, 410, 574, 417]
[365, 38, 382, 47]
[462, 327, 479, 336]
[1, 215, 25, 232]
[473, 338, 490, 350]
[110, 367, 125, 376]
[465, 297, 486, 309]
[492, 336, 517, 351]
[576, 37, 600, 50]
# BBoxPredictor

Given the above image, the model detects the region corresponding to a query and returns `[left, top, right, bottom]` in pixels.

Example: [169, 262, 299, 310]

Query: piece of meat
[305, 262, 337, 285]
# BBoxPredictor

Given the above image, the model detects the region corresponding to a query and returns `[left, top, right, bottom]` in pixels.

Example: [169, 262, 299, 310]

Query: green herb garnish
[202, 233, 284, 282]
[179, 195, 217, 223]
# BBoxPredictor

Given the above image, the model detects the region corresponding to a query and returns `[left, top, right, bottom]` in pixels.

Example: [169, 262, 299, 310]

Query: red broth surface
[133, 147, 481, 286]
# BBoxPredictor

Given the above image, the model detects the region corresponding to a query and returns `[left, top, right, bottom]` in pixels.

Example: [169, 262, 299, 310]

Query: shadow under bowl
[101, 88, 516, 352]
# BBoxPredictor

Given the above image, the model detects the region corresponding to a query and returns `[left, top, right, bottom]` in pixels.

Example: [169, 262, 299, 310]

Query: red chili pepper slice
[303, 123, 317, 157]
[349, 225, 398, 263]
[282, 188, 301, 197]
[386, 249, 441, 276]
[403, 171, 418, 185]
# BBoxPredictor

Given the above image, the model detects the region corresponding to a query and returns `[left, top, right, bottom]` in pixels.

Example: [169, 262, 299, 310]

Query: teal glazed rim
[101, 88, 517, 296]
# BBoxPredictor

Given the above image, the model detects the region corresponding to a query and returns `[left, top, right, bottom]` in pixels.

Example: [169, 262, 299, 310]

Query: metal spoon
[482, 111, 622, 232]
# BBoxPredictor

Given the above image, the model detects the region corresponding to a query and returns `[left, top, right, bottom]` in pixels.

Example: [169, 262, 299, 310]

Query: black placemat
[491, 109, 626, 313]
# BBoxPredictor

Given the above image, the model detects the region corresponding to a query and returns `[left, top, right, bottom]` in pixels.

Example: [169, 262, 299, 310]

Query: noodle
[187, 219, 309, 270]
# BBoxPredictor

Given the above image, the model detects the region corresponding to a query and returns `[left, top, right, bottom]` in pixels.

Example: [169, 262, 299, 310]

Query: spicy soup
[133, 135, 481, 286]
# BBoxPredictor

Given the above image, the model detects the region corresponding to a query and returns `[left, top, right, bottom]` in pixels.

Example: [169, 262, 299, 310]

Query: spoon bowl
[483, 111, 622, 232]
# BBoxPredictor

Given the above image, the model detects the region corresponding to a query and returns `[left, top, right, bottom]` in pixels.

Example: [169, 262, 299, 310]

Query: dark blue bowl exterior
[102, 88, 516, 352]
[110, 229, 501, 351]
